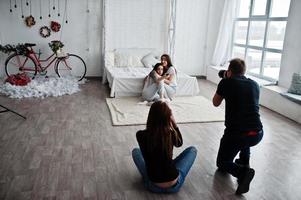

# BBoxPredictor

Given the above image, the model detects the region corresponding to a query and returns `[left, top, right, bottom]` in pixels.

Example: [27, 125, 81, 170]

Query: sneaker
[235, 158, 250, 168]
[236, 168, 255, 195]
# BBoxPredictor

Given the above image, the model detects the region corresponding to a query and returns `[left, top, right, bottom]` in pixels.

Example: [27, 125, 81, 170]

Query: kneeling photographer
[212, 58, 264, 195]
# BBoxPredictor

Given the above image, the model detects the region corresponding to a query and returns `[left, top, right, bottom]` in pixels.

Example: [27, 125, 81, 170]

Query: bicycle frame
[26, 47, 59, 72]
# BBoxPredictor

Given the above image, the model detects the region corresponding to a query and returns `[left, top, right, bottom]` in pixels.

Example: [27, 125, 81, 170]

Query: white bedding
[103, 67, 200, 97]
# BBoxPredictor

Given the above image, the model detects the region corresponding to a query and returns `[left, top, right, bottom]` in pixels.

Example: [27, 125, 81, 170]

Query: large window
[232, 0, 291, 81]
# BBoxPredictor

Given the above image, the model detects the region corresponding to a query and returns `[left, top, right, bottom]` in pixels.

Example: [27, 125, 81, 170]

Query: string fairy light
[9, 0, 12, 12]
[48, 0, 51, 17]
[58, 0, 61, 16]
[21, 0, 24, 18]
[39, 0, 42, 19]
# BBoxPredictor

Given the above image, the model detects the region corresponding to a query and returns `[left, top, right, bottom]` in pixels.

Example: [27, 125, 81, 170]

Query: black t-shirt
[136, 127, 183, 183]
[216, 76, 263, 133]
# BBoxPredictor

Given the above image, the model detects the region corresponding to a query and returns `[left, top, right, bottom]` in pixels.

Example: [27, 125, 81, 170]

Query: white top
[167, 66, 177, 87]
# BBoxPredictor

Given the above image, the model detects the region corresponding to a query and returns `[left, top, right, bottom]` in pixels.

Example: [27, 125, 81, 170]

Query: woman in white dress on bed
[142, 54, 177, 102]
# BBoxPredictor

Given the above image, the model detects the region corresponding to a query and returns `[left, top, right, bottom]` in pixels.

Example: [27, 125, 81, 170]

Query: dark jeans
[216, 130, 263, 178]
[132, 146, 197, 193]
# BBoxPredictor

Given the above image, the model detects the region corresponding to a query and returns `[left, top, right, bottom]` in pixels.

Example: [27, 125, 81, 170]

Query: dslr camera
[218, 70, 227, 79]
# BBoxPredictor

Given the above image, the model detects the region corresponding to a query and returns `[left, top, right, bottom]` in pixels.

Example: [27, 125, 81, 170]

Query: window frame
[232, 0, 290, 81]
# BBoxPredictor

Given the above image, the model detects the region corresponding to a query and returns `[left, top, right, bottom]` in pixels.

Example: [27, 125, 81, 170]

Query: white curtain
[211, 0, 239, 66]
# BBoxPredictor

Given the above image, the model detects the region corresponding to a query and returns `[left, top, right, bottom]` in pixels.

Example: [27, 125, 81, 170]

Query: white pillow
[130, 55, 144, 67]
[141, 53, 160, 68]
[114, 52, 131, 67]
[105, 51, 115, 68]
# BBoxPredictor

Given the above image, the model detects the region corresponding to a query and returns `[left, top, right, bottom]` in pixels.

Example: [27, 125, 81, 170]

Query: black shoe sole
[236, 168, 255, 195]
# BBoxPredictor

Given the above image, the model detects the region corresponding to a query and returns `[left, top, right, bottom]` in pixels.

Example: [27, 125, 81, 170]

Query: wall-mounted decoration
[48, 0, 51, 17]
[10, 0, 13, 12]
[39, 0, 42, 19]
[64, 0, 68, 23]
[25, 15, 35, 27]
[51, 21, 61, 32]
[7, 0, 69, 22]
[57, 0, 61, 16]
[21, 0, 24, 18]
[40, 26, 51, 38]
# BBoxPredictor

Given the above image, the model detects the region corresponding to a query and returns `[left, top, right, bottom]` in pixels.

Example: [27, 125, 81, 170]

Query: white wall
[278, 0, 301, 88]
[0, 0, 102, 77]
[104, 0, 167, 52]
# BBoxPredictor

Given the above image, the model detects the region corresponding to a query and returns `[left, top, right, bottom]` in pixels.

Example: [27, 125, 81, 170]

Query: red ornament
[50, 21, 61, 32]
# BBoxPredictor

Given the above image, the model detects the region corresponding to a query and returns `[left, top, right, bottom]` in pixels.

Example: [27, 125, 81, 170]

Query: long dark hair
[146, 101, 173, 159]
[161, 54, 176, 75]
[153, 63, 163, 72]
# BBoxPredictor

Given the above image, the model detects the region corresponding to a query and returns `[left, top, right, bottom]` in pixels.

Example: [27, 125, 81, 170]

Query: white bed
[102, 49, 200, 98]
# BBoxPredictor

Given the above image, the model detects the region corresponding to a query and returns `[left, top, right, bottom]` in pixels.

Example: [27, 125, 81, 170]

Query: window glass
[270, 0, 291, 17]
[263, 52, 281, 79]
[232, 0, 290, 81]
[266, 21, 286, 49]
[248, 21, 266, 47]
[252, 0, 267, 15]
[246, 48, 262, 75]
[232, 46, 246, 59]
[238, 0, 251, 17]
[234, 21, 248, 44]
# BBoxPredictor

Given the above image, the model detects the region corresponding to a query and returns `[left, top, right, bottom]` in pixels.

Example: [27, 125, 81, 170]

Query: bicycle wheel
[5, 53, 37, 78]
[55, 54, 86, 81]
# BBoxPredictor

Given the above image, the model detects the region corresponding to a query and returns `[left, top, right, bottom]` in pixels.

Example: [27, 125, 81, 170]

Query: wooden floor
[0, 79, 300, 200]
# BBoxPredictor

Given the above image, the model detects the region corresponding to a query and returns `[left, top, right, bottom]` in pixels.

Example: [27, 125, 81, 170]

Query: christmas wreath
[39, 26, 51, 38]
[25, 15, 36, 27]
[50, 21, 61, 32]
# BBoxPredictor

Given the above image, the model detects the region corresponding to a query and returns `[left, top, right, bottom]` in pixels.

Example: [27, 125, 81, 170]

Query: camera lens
[218, 70, 226, 78]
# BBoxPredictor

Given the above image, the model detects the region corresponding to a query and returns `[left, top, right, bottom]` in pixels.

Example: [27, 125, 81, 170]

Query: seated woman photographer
[142, 54, 177, 102]
[132, 101, 197, 193]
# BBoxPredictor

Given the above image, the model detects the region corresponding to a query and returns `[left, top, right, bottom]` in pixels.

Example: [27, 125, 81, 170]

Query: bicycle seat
[24, 43, 36, 47]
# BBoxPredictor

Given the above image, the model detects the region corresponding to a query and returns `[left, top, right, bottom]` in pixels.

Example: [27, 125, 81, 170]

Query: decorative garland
[25, 15, 35, 27]
[0, 44, 29, 55]
[39, 26, 51, 38]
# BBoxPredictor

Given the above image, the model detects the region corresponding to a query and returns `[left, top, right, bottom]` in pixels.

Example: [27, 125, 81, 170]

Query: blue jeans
[132, 146, 197, 193]
[216, 130, 264, 177]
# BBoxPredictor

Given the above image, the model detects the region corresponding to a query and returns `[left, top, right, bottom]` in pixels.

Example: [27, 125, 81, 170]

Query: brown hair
[153, 63, 163, 71]
[161, 54, 173, 67]
[146, 101, 173, 158]
[228, 58, 246, 76]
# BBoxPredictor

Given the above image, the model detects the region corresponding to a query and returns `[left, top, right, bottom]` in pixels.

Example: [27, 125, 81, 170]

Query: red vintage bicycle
[4, 41, 86, 81]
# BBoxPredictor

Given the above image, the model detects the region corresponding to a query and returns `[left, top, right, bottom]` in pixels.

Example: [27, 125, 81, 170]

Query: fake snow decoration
[0, 76, 86, 99]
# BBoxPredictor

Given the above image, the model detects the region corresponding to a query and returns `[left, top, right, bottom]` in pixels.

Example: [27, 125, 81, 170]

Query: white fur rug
[106, 96, 225, 126]
[0, 76, 85, 99]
